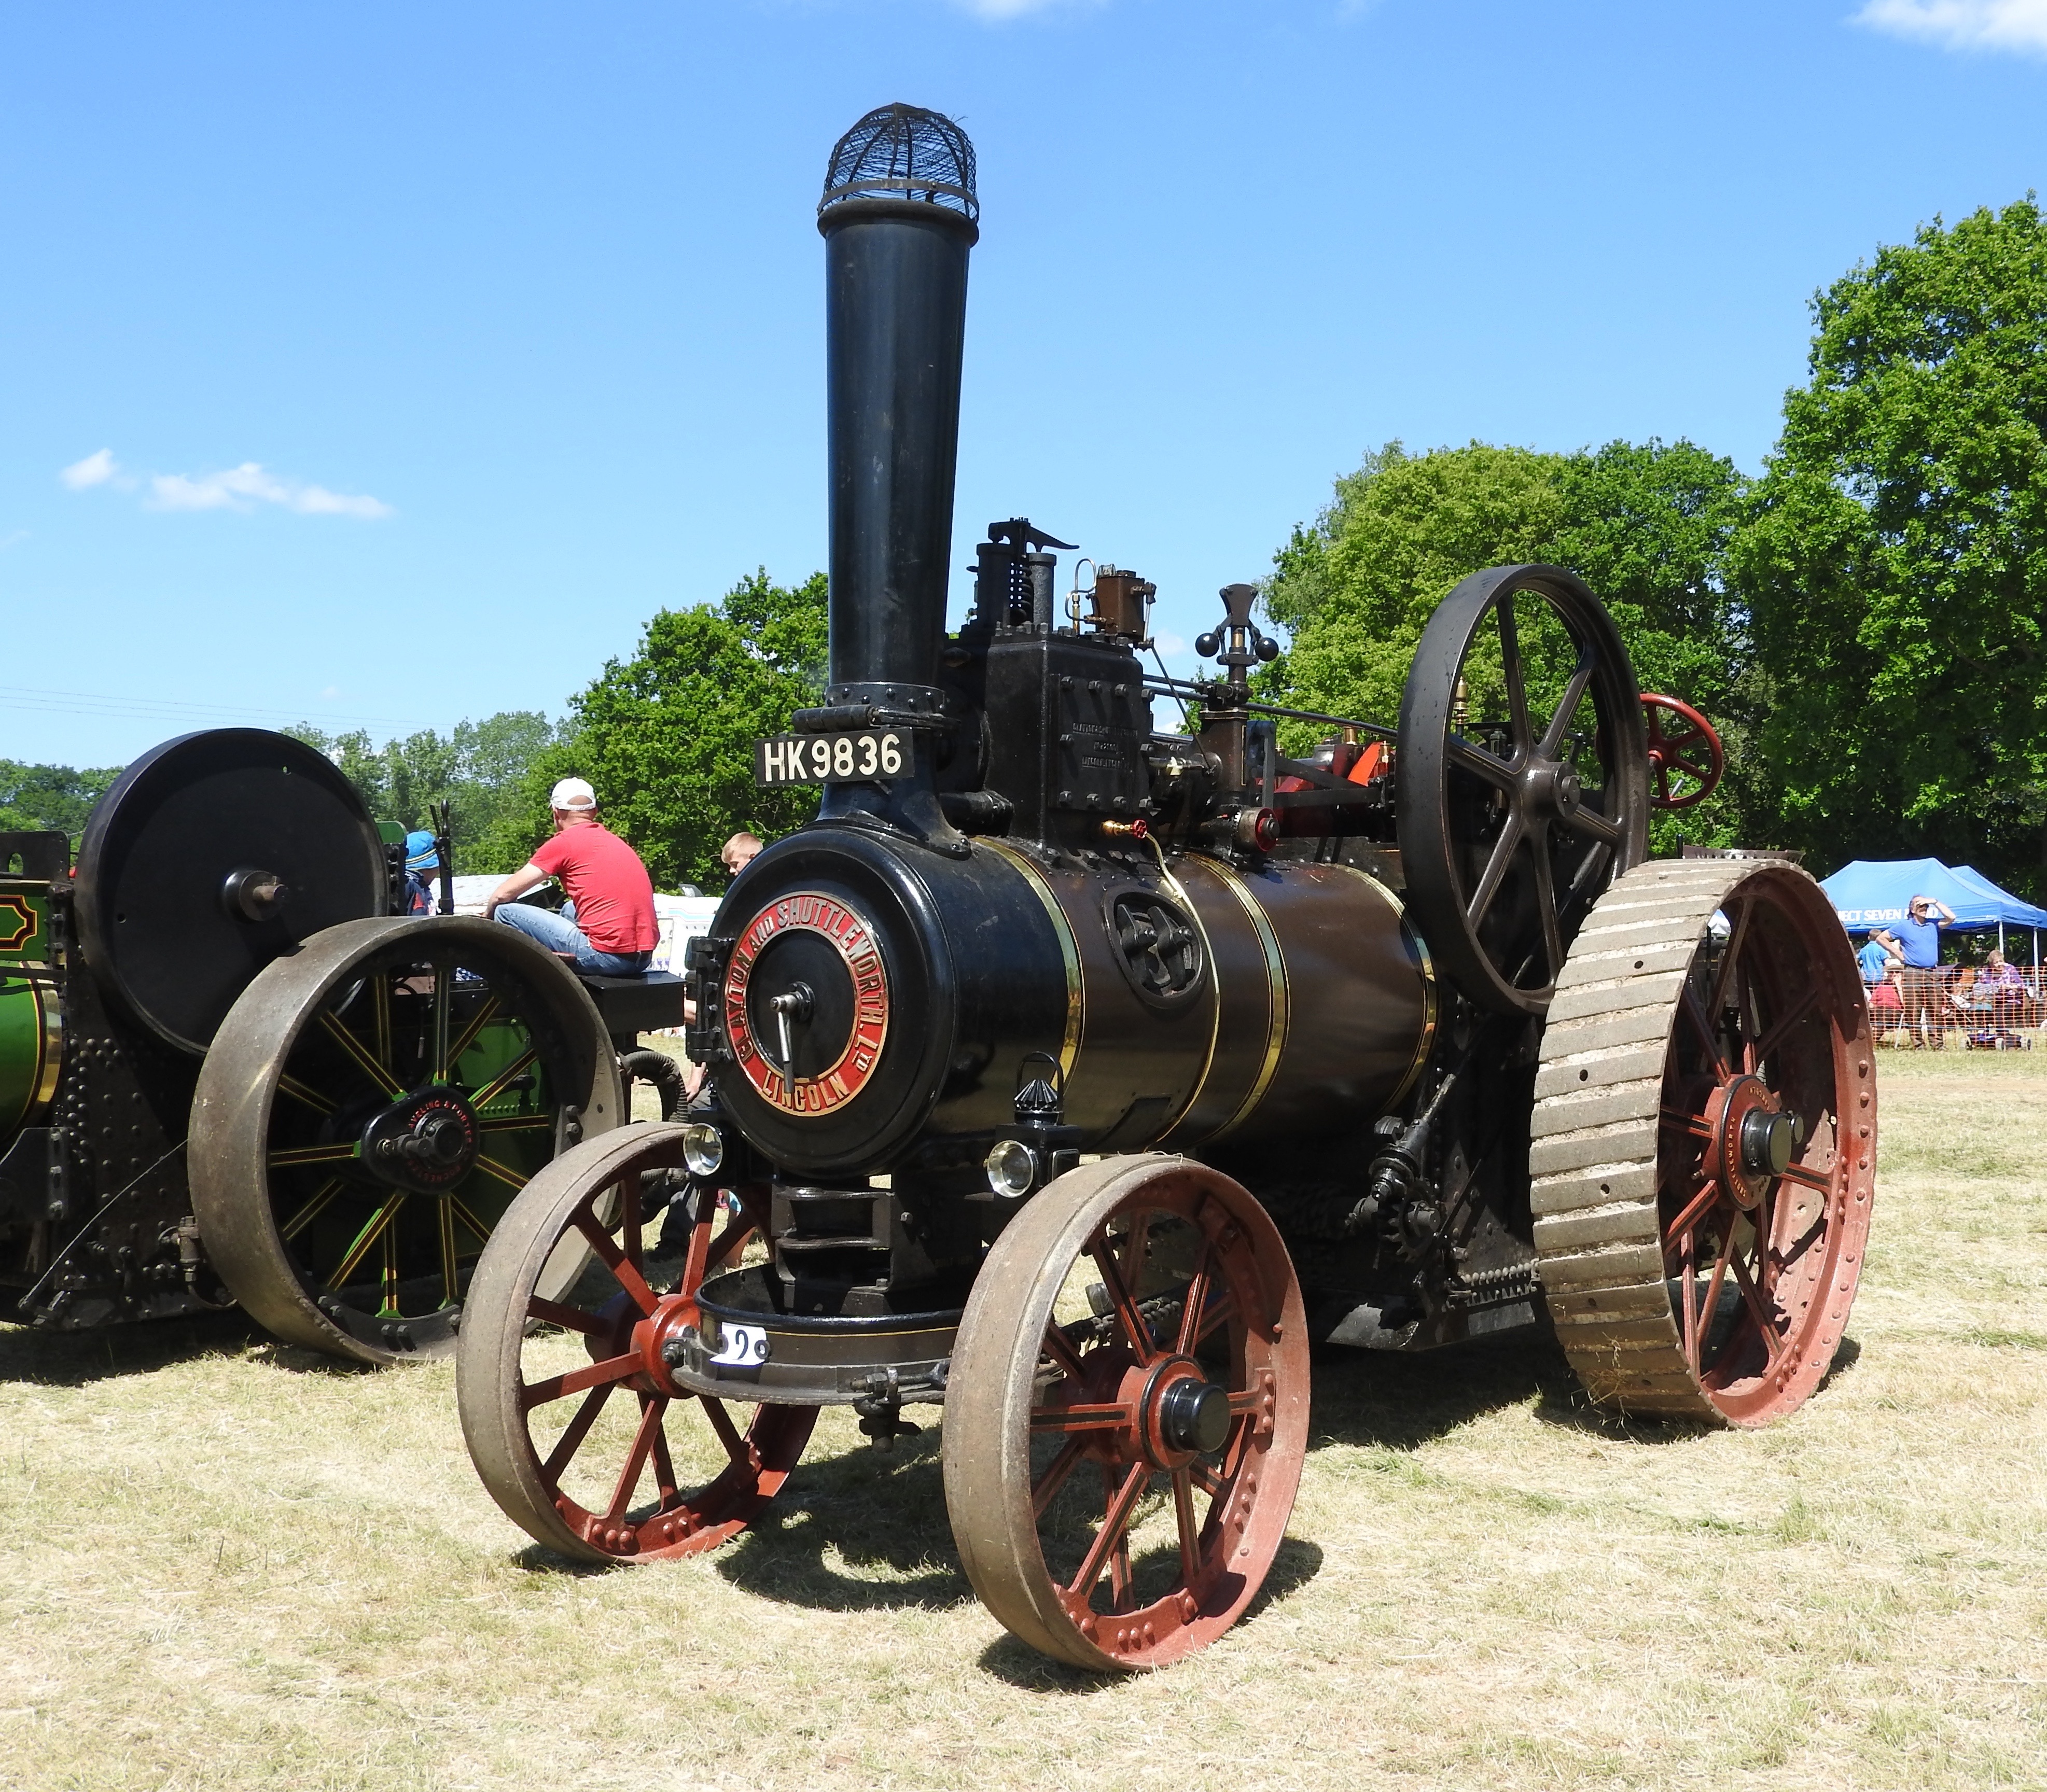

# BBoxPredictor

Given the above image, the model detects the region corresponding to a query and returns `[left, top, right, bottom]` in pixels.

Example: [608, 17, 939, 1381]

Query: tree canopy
[0, 759, 122, 846]
[1261, 438, 1747, 844]
[287, 711, 567, 875]
[492, 570, 829, 892]
[1731, 196, 2047, 895]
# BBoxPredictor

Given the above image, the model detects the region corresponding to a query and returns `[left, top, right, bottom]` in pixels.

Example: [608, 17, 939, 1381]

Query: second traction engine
[456, 101, 1875, 1675]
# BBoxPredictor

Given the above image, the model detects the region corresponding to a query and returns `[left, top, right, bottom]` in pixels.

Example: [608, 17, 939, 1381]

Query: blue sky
[3, 0, 2042, 768]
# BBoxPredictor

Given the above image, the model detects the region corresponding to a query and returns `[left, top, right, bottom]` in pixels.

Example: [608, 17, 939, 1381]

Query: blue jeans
[495, 900, 652, 975]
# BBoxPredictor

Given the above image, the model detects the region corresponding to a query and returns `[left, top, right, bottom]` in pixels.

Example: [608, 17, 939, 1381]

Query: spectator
[1857, 928, 1903, 990]
[721, 831, 763, 878]
[1972, 947, 2028, 1049]
[485, 778, 658, 975]
[1978, 947, 2024, 992]
[1895, 894, 1956, 1049]
[401, 830, 440, 917]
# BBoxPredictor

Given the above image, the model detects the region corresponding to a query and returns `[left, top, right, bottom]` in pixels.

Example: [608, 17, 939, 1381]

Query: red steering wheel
[1640, 693, 1724, 810]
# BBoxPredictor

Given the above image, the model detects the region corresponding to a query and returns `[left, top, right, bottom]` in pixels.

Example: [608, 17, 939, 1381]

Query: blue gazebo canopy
[1819, 857, 2047, 933]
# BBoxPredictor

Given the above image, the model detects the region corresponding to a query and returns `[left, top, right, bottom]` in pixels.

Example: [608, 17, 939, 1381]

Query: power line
[0, 684, 428, 731]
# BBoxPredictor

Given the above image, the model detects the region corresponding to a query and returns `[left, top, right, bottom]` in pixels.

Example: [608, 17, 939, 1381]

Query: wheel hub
[1137, 1355, 1228, 1469]
[1703, 1074, 1794, 1210]
[361, 1089, 481, 1193]
[1523, 757, 1581, 823]
[633, 1291, 704, 1394]
[1157, 1373, 1230, 1454]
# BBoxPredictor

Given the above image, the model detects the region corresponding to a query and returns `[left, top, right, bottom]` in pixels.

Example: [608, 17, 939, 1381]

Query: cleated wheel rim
[1532, 861, 1876, 1427]
[456, 1123, 817, 1564]
[943, 1155, 1308, 1671]
[190, 917, 623, 1365]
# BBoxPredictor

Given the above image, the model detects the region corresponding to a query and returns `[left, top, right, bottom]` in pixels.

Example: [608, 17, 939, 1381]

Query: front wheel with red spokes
[943, 1155, 1309, 1671]
[456, 1123, 816, 1562]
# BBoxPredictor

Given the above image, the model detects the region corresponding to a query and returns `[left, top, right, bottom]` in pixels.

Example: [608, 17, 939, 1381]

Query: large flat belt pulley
[75, 729, 388, 1054]
[188, 916, 623, 1365]
[1530, 859, 1876, 1426]
[1396, 565, 1650, 1015]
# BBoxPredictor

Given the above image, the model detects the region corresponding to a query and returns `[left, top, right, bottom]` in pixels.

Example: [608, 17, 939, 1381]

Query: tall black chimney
[815, 104, 978, 839]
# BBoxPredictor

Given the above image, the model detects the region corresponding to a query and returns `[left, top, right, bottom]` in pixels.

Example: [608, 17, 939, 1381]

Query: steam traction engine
[455, 105, 1876, 1670]
[0, 730, 653, 1365]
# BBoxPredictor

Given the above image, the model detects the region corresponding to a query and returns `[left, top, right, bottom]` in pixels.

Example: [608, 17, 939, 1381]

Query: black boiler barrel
[817, 106, 980, 703]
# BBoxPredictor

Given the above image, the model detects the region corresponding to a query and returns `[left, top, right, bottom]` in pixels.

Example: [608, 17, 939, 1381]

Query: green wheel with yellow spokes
[190, 917, 624, 1365]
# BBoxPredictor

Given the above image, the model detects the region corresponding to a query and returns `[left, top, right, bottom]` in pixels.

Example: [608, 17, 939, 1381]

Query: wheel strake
[1530, 860, 1876, 1426]
[943, 1155, 1309, 1671]
[456, 1123, 817, 1563]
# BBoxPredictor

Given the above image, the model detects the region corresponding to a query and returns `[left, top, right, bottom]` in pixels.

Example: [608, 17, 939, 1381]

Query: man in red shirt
[484, 777, 659, 974]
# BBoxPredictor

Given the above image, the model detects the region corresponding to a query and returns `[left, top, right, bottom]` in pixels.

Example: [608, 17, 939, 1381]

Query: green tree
[493, 570, 829, 891]
[1730, 197, 2047, 894]
[289, 711, 565, 874]
[1263, 442, 1569, 732]
[0, 759, 123, 847]
[1263, 439, 1747, 845]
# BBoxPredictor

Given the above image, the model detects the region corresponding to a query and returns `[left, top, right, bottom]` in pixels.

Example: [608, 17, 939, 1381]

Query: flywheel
[1396, 564, 1650, 1016]
[1530, 859, 1875, 1425]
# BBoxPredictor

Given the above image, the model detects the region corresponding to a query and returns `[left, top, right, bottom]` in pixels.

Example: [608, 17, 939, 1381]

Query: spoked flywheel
[1397, 564, 1650, 1015]
[189, 917, 623, 1365]
[943, 1156, 1309, 1671]
[456, 1123, 818, 1563]
[1531, 859, 1876, 1425]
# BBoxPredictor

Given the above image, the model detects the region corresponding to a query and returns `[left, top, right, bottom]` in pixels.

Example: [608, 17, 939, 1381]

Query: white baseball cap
[550, 777, 597, 811]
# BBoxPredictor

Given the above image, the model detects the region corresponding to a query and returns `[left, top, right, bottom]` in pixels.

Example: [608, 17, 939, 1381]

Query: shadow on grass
[241, 1339, 385, 1377]
[0, 1308, 264, 1387]
[511, 1542, 617, 1578]
[714, 1430, 970, 1611]
[1307, 1325, 1603, 1446]
[974, 1536, 1326, 1690]
[1308, 1324, 1738, 1447]
[1818, 1332, 1862, 1391]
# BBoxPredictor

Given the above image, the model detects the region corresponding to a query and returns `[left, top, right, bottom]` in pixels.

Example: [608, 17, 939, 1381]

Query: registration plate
[707, 1320, 773, 1368]
[755, 729, 914, 786]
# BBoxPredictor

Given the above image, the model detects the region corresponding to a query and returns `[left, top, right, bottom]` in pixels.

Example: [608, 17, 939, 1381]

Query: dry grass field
[3, 1049, 2044, 1791]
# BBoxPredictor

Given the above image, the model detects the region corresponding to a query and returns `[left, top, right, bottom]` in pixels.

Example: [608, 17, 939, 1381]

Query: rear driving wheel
[1531, 860, 1876, 1425]
[943, 1155, 1309, 1671]
[190, 916, 623, 1364]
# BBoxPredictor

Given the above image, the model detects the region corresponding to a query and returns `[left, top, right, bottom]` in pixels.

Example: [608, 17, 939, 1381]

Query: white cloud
[147, 461, 393, 519]
[1153, 631, 1187, 657]
[1855, 0, 2047, 53]
[59, 450, 392, 519]
[61, 448, 120, 490]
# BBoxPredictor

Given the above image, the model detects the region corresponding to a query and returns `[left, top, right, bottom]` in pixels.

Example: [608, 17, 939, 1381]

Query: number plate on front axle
[755, 729, 913, 786]
[707, 1321, 773, 1367]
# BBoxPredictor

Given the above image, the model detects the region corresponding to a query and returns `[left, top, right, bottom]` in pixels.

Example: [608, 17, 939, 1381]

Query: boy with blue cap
[402, 830, 440, 916]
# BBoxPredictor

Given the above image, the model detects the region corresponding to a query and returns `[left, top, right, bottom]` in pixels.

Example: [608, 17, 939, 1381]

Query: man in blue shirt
[1895, 894, 1956, 1047]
